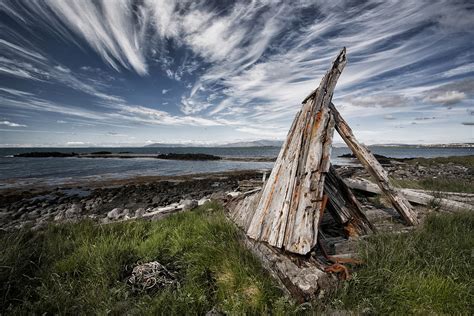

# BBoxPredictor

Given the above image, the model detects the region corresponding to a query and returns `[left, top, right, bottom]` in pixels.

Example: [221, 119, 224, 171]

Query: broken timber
[229, 47, 417, 259]
[345, 177, 474, 212]
[325, 165, 375, 235]
[224, 47, 429, 299]
[329, 103, 419, 225]
[246, 48, 346, 254]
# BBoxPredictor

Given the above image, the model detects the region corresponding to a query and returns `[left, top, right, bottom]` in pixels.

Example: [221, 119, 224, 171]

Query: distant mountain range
[144, 140, 473, 148]
[144, 140, 284, 148]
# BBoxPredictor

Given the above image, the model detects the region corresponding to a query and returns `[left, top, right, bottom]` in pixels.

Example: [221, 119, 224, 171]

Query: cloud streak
[0, 120, 27, 127]
[0, 0, 473, 144]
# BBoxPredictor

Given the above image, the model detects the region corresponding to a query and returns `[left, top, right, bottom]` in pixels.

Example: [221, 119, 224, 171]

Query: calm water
[0, 146, 471, 189]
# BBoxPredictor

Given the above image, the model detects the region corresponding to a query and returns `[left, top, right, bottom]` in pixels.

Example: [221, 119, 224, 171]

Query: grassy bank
[1, 204, 473, 314]
[331, 211, 473, 314]
[407, 155, 474, 169]
[393, 155, 474, 193]
[393, 177, 474, 193]
[0, 202, 290, 315]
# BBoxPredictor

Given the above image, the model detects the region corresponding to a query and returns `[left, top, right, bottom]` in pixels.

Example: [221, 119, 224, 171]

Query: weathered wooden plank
[329, 103, 419, 225]
[325, 165, 375, 235]
[240, 231, 336, 303]
[345, 178, 474, 212]
[246, 48, 347, 254]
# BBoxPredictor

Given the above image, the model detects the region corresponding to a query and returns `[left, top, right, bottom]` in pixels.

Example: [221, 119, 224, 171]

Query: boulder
[65, 203, 82, 219]
[107, 208, 122, 220]
[182, 199, 198, 211]
[135, 208, 145, 218]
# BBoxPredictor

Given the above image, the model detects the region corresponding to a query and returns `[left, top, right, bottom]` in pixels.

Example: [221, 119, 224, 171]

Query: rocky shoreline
[12, 151, 276, 162]
[0, 170, 267, 231]
[0, 155, 472, 232]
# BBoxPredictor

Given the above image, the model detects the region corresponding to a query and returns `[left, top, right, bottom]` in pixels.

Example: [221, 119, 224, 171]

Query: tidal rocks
[14, 152, 78, 158]
[156, 153, 222, 161]
[90, 151, 112, 155]
[0, 170, 263, 230]
[338, 153, 394, 165]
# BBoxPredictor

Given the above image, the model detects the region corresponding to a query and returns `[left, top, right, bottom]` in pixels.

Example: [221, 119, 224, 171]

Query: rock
[65, 203, 82, 219]
[99, 217, 111, 224]
[27, 210, 40, 220]
[135, 208, 145, 218]
[209, 191, 227, 201]
[227, 192, 240, 198]
[32, 218, 47, 231]
[182, 199, 198, 211]
[0, 212, 9, 221]
[198, 198, 211, 206]
[107, 208, 122, 220]
[54, 211, 65, 221]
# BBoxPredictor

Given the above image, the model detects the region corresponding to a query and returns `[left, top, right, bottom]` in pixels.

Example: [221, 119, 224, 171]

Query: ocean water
[0, 146, 471, 189]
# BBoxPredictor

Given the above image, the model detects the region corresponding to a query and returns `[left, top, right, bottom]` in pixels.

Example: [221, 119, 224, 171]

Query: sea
[0, 146, 472, 189]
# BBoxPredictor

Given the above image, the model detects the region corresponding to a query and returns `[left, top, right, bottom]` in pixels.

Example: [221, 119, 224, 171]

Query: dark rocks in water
[338, 153, 393, 164]
[156, 153, 222, 161]
[90, 151, 112, 155]
[14, 152, 78, 158]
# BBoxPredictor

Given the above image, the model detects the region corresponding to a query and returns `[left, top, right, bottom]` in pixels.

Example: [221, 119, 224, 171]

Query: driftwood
[325, 165, 375, 235]
[329, 103, 419, 226]
[227, 193, 336, 302]
[345, 178, 474, 212]
[244, 48, 347, 255]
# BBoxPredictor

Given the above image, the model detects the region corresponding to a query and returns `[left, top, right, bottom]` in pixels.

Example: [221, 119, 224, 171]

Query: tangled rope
[127, 261, 176, 292]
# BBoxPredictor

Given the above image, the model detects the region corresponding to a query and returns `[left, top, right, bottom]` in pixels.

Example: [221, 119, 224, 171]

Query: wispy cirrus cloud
[0, 0, 473, 145]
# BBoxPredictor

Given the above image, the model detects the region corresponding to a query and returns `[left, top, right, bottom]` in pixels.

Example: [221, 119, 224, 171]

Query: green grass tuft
[407, 155, 474, 169]
[331, 211, 474, 314]
[1, 203, 473, 314]
[393, 178, 474, 193]
[0, 202, 291, 315]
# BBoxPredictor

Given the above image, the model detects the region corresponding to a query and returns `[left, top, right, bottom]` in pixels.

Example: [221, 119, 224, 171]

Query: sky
[0, 0, 473, 147]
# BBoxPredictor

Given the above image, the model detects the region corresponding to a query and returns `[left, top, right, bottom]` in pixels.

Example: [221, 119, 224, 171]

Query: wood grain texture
[325, 165, 375, 235]
[330, 102, 419, 225]
[345, 177, 474, 212]
[245, 48, 347, 254]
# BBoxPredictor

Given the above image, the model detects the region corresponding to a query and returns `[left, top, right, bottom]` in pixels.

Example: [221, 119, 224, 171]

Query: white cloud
[54, 65, 70, 73]
[66, 141, 87, 145]
[0, 120, 27, 127]
[383, 115, 396, 120]
[1, 0, 473, 144]
[424, 91, 466, 105]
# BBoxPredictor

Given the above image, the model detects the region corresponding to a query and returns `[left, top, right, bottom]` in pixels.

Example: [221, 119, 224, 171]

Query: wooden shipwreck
[226, 48, 421, 300]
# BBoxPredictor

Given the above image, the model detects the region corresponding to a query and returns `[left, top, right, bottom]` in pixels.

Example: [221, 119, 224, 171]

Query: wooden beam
[345, 178, 474, 212]
[325, 165, 375, 235]
[329, 103, 419, 225]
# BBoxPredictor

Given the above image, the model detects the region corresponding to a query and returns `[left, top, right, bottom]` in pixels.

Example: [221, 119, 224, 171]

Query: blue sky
[0, 0, 473, 147]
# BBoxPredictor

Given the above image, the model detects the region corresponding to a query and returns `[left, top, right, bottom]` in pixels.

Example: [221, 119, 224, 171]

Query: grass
[330, 211, 474, 314]
[392, 155, 474, 193]
[1, 203, 473, 314]
[393, 178, 474, 193]
[0, 202, 291, 315]
[407, 155, 474, 169]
